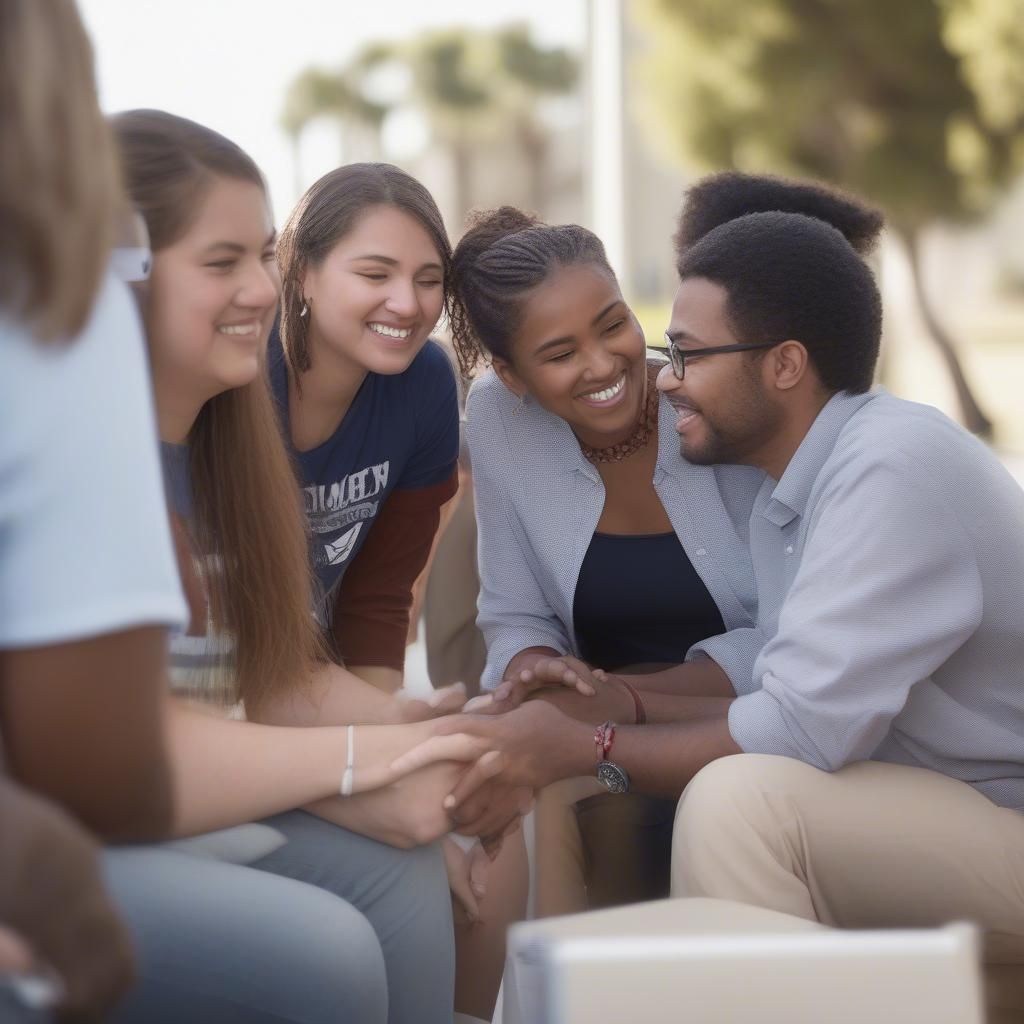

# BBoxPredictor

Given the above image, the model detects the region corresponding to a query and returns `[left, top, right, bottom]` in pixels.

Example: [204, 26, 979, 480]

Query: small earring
[511, 392, 528, 416]
[299, 299, 310, 319]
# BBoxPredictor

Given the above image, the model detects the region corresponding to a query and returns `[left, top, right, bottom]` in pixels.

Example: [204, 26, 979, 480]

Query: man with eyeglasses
[418, 173, 1024, 1013]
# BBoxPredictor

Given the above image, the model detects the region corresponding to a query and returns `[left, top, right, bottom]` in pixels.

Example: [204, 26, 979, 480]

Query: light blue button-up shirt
[691, 390, 1024, 808]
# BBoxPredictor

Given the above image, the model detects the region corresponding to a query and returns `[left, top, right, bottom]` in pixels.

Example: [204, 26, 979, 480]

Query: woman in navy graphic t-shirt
[274, 166, 520, 1021]
[274, 164, 459, 694]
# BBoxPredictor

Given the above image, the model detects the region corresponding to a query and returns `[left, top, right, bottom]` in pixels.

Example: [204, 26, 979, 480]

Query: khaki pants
[672, 754, 1024, 1022]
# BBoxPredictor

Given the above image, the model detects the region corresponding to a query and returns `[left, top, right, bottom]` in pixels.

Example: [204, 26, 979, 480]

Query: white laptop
[504, 902, 984, 1024]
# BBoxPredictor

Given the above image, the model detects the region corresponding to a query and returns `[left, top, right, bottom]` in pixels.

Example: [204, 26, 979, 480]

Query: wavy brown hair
[113, 110, 325, 717]
[277, 162, 453, 379]
[0, 0, 123, 341]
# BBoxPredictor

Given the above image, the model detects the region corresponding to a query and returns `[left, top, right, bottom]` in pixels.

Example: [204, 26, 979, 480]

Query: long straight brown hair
[0, 0, 122, 341]
[113, 110, 325, 717]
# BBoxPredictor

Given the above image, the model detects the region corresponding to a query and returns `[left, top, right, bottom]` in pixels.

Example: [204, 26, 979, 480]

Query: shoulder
[2, 272, 148, 420]
[466, 368, 513, 420]
[832, 392, 989, 486]
[406, 338, 457, 390]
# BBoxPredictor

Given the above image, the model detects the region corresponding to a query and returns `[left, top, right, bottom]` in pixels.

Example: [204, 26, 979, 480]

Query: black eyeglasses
[663, 335, 778, 380]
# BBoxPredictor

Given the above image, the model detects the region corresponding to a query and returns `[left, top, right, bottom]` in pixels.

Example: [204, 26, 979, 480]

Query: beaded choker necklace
[578, 362, 660, 464]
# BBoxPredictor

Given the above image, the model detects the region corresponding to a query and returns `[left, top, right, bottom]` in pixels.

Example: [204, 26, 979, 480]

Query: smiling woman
[273, 164, 460, 692]
[449, 205, 764, 918]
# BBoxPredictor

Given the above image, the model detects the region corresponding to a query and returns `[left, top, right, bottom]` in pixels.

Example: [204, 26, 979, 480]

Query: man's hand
[0, 777, 135, 1018]
[463, 656, 597, 714]
[468, 657, 638, 725]
[449, 778, 533, 851]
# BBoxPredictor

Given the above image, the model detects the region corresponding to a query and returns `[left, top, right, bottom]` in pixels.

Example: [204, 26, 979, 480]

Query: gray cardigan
[466, 370, 765, 688]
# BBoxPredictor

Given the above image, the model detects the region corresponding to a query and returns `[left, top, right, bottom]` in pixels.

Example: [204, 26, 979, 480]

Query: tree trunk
[901, 227, 994, 438]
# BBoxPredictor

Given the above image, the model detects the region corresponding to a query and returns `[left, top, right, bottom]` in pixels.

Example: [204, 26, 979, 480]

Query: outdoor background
[81, 0, 1024, 470]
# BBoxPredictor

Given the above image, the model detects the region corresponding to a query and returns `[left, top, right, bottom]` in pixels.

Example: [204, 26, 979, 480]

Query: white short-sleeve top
[0, 271, 187, 647]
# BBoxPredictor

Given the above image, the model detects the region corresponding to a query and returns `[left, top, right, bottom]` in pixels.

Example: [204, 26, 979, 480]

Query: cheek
[149, 282, 224, 368]
[422, 287, 444, 324]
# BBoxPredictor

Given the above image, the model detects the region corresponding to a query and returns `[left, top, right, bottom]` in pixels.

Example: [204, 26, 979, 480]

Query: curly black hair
[448, 206, 613, 376]
[675, 173, 885, 394]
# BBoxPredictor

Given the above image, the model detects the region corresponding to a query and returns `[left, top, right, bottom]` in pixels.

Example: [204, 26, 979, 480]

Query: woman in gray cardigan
[450, 207, 763, 916]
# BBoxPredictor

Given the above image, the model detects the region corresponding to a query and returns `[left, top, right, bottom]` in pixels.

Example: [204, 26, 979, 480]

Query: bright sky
[79, 0, 586, 225]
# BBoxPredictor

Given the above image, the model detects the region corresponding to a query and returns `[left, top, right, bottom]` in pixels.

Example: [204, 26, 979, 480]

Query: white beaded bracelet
[341, 724, 355, 796]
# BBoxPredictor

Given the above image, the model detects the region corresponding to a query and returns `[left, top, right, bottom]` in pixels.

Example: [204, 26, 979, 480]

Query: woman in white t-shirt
[0, 1, 183, 1017]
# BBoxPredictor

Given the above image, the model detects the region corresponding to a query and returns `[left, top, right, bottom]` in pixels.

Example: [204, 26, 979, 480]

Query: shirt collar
[761, 389, 879, 528]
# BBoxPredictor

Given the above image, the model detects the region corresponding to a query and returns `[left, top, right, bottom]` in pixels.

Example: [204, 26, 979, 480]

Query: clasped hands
[393, 657, 634, 830]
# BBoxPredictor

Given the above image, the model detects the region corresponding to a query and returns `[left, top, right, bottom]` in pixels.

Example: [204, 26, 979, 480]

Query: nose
[582, 342, 617, 382]
[238, 259, 280, 310]
[655, 361, 679, 394]
[384, 277, 419, 319]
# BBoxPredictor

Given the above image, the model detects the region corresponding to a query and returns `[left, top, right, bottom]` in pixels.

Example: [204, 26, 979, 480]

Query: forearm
[621, 657, 735, 698]
[165, 699, 442, 836]
[534, 687, 733, 726]
[165, 701, 347, 836]
[347, 665, 403, 695]
[547, 708, 741, 798]
[254, 661, 401, 727]
[304, 763, 460, 849]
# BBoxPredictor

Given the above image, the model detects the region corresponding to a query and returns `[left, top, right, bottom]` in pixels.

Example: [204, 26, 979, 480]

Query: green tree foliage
[282, 24, 579, 225]
[636, 0, 1024, 435]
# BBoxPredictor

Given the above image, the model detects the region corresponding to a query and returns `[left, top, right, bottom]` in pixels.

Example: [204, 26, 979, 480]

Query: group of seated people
[3, 2, 1024, 1023]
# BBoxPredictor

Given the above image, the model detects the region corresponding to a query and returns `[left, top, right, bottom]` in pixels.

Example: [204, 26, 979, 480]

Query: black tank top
[573, 532, 725, 671]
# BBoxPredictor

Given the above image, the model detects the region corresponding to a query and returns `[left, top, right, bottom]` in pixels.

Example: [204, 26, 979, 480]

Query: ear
[492, 356, 527, 399]
[765, 340, 809, 392]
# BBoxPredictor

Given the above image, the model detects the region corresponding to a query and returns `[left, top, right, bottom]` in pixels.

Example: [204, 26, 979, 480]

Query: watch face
[597, 760, 630, 794]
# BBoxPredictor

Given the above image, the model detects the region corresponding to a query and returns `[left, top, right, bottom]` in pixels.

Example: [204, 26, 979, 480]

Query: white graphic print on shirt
[303, 460, 390, 568]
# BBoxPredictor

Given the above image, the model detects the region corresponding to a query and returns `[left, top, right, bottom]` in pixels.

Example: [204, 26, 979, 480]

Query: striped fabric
[466, 370, 765, 688]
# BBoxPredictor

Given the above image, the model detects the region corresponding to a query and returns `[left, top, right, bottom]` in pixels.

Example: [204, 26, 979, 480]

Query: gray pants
[103, 810, 454, 1024]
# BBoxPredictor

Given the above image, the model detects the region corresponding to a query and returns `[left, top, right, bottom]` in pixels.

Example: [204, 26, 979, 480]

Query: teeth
[369, 323, 411, 339]
[218, 324, 258, 336]
[583, 375, 625, 402]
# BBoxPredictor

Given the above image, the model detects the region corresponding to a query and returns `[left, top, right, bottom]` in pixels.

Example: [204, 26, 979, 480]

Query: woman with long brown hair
[106, 109, 510, 1024]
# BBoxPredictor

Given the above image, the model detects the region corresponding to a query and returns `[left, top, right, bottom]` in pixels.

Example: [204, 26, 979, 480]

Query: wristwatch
[594, 721, 630, 793]
[596, 759, 630, 794]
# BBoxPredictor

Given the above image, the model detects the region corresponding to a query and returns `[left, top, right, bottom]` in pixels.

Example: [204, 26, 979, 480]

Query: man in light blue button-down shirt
[434, 174, 1024, 999]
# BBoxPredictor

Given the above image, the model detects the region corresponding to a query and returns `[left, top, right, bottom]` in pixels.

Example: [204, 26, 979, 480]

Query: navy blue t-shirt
[269, 332, 460, 606]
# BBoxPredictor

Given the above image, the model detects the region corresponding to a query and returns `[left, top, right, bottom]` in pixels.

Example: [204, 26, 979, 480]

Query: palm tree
[402, 28, 496, 223]
[280, 48, 395, 194]
[495, 25, 579, 214]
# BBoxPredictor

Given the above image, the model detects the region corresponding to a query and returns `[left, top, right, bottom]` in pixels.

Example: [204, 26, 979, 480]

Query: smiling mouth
[578, 373, 627, 406]
[368, 322, 412, 340]
[217, 322, 261, 338]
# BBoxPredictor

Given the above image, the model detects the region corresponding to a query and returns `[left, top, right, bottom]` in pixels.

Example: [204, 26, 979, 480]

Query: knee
[285, 897, 388, 1024]
[374, 840, 453, 937]
[673, 755, 801, 884]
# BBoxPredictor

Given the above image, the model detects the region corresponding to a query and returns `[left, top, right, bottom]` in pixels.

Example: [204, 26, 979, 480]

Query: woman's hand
[463, 656, 597, 714]
[393, 702, 591, 807]
[442, 837, 491, 924]
[351, 718, 492, 794]
[393, 682, 468, 723]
